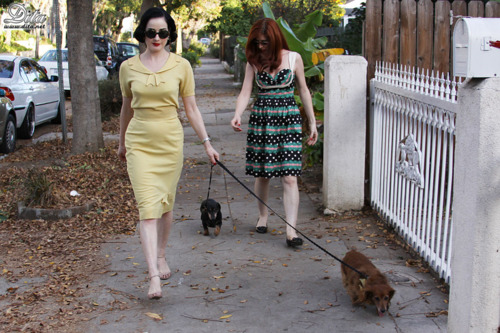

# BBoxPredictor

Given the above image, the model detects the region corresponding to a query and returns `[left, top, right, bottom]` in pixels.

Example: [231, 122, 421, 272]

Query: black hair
[133, 7, 177, 45]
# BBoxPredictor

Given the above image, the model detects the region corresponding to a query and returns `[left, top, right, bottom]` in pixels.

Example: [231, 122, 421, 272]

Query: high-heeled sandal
[157, 256, 172, 280]
[286, 237, 303, 247]
[148, 274, 162, 300]
[255, 219, 268, 234]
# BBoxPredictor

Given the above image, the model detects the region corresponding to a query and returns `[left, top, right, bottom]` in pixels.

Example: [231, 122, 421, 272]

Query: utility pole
[53, 0, 67, 143]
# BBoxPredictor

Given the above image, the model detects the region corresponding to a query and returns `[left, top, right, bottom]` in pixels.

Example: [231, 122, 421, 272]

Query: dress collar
[126, 53, 182, 86]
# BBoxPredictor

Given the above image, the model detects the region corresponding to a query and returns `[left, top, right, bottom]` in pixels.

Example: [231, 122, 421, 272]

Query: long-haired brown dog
[341, 249, 395, 317]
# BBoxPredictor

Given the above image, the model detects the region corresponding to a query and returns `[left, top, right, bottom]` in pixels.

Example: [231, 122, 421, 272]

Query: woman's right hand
[117, 144, 126, 162]
[231, 115, 242, 132]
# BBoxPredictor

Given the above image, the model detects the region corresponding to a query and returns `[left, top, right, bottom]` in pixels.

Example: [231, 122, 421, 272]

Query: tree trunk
[67, 0, 104, 154]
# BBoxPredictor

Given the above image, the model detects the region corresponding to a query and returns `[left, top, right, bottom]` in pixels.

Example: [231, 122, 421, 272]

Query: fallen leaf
[220, 314, 232, 319]
[145, 312, 163, 321]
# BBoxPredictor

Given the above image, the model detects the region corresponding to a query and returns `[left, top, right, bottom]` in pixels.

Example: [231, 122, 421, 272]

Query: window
[0, 60, 15, 78]
[20, 60, 38, 82]
[30, 61, 50, 82]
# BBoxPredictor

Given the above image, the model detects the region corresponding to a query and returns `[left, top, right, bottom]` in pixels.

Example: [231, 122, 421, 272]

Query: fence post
[448, 78, 500, 333]
[323, 56, 367, 211]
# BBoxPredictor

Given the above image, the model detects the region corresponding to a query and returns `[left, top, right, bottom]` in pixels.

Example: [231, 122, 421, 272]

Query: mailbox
[453, 17, 500, 78]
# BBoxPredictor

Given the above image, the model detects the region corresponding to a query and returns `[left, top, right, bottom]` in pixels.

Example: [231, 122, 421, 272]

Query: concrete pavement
[79, 57, 449, 332]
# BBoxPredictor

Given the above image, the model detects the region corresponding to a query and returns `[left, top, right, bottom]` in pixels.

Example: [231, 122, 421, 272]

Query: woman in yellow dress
[118, 7, 219, 300]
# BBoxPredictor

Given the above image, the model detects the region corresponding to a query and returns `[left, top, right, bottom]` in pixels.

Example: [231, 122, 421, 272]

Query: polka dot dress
[246, 64, 303, 178]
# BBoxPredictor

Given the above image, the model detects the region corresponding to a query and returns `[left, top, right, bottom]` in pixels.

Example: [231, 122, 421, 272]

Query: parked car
[200, 37, 211, 46]
[0, 89, 16, 153]
[38, 49, 109, 93]
[117, 42, 140, 65]
[0, 54, 61, 139]
[93, 35, 120, 76]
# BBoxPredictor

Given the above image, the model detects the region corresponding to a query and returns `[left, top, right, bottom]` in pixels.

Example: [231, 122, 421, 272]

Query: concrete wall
[448, 78, 500, 333]
[323, 55, 367, 211]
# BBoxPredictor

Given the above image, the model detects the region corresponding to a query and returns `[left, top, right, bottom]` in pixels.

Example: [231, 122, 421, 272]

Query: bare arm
[231, 62, 255, 132]
[294, 54, 318, 146]
[183, 95, 219, 164]
[117, 96, 133, 162]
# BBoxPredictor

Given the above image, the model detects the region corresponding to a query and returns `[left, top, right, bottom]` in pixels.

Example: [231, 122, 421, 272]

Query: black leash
[215, 160, 369, 279]
[206, 163, 215, 201]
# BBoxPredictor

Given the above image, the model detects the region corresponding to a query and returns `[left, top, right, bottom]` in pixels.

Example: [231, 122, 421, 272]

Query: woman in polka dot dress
[230, 18, 318, 247]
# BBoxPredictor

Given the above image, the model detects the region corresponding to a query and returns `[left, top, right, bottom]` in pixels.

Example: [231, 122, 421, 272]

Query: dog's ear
[363, 289, 373, 302]
[217, 202, 221, 210]
[389, 288, 395, 301]
[200, 200, 207, 213]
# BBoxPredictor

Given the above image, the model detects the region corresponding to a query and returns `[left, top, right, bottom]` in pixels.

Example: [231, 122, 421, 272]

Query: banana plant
[236, 2, 327, 78]
[262, 2, 327, 77]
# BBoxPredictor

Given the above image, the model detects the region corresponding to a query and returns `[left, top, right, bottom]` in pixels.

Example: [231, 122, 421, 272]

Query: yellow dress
[119, 53, 195, 220]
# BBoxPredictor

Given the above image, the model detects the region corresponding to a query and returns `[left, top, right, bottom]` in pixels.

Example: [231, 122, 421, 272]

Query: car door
[17, 59, 37, 127]
[30, 60, 59, 123]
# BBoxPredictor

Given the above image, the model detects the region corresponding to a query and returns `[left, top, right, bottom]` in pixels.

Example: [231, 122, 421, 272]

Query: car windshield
[118, 44, 140, 57]
[94, 38, 108, 52]
[40, 50, 68, 62]
[0, 60, 15, 78]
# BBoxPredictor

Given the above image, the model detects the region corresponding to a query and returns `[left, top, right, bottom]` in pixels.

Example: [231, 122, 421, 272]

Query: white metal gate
[370, 62, 460, 282]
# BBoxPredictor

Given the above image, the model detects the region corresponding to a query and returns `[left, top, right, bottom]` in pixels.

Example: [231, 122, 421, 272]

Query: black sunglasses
[253, 39, 269, 46]
[145, 28, 169, 39]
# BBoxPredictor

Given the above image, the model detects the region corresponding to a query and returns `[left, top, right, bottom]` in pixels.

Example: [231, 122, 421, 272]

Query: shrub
[302, 127, 323, 170]
[23, 169, 56, 207]
[182, 50, 201, 68]
[98, 76, 122, 121]
[210, 45, 220, 58]
[189, 41, 207, 56]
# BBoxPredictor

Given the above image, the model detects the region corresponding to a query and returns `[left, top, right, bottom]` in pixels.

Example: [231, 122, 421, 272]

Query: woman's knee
[281, 175, 297, 187]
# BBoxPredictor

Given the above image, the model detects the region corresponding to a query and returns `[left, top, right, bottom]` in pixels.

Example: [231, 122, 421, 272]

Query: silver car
[0, 89, 16, 153]
[0, 54, 61, 139]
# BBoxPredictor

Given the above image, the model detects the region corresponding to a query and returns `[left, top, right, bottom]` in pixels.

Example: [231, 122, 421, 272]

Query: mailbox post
[449, 17, 500, 333]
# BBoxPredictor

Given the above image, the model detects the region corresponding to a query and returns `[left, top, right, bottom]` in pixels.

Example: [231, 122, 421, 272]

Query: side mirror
[50, 75, 59, 82]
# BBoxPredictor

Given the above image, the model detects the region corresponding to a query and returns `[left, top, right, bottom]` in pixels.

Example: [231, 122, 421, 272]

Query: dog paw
[214, 226, 221, 236]
[203, 229, 209, 236]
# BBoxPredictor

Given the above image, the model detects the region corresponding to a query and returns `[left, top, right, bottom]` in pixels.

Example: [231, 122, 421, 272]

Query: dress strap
[289, 52, 297, 73]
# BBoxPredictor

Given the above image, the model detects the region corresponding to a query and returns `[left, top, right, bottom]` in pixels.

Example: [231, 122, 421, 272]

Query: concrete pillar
[448, 78, 500, 333]
[323, 55, 367, 211]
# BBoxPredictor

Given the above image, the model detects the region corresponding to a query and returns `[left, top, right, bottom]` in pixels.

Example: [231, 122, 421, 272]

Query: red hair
[246, 18, 289, 73]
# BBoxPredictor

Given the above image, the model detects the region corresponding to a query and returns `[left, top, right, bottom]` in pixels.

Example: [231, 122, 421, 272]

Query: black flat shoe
[286, 237, 303, 247]
[256, 226, 268, 234]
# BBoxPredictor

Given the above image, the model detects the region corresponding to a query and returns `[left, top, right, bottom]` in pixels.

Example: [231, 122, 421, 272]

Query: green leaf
[262, 2, 275, 20]
[312, 92, 324, 111]
[295, 10, 323, 42]
[304, 65, 321, 77]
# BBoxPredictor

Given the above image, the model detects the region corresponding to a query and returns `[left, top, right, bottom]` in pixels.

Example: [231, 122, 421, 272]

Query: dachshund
[200, 198, 222, 236]
[341, 249, 395, 317]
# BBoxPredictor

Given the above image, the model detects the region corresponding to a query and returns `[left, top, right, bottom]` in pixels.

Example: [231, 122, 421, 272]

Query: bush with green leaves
[0, 32, 30, 53]
[98, 77, 122, 121]
[189, 41, 208, 56]
[210, 45, 220, 58]
[182, 50, 201, 68]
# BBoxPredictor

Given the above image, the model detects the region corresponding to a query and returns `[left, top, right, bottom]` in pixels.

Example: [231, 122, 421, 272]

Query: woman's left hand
[307, 124, 318, 146]
[204, 143, 220, 165]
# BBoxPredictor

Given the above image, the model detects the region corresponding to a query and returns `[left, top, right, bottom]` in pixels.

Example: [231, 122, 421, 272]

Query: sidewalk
[80, 57, 448, 332]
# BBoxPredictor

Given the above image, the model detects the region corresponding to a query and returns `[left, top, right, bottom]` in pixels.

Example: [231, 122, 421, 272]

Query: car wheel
[0, 114, 16, 153]
[52, 102, 62, 124]
[19, 104, 35, 139]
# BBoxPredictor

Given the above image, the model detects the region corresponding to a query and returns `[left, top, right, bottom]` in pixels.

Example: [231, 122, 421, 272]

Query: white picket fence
[370, 62, 462, 282]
